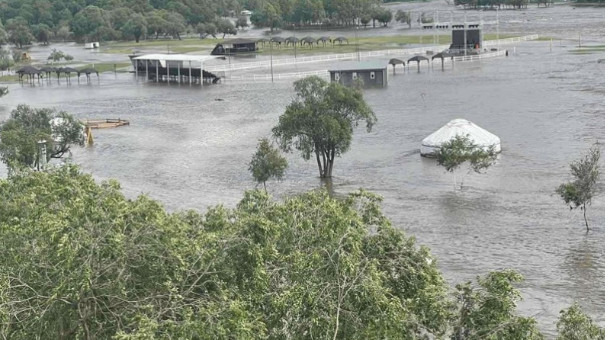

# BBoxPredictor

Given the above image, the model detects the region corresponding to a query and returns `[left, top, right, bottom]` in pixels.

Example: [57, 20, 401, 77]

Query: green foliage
[0, 49, 14, 71]
[0, 165, 603, 338]
[121, 14, 147, 43]
[556, 145, 600, 231]
[0, 104, 84, 171]
[452, 270, 544, 339]
[248, 138, 288, 191]
[272, 76, 377, 178]
[556, 304, 604, 340]
[434, 134, 498, 186]
[5, 18, 34, 48]
[235, 16, 249, 30]
[0, 87, 7, 98]
[47, 48, 72, 62]
[0, 166, 450, 339]
[454, 0, 529, 9]
[216, 18, 237, 38]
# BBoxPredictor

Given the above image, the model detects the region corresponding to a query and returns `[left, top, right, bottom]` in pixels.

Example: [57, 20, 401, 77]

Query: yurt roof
[421, 118, 501, 150]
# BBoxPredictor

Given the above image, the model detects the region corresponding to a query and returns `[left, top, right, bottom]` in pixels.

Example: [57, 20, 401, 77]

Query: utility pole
[270, 43, 274, 83]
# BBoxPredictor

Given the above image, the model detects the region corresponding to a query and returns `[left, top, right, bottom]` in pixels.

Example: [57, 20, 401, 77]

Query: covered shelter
[16, 66, 41, 81]
[328, 60, 388, 88]
[420, 118, 501, 157]
[211, 38, 257, 55]
[78, 68, 99, 81]
[407, 55, 429, 73]
[333, 37, 349, 45]
[256, 38, 269, 46]
[301, 36, 315, 48]
[432, 52, 453, 71]
[39, 66, 56, 78]
[57, 67, 80, 80]
[131, 54, 222, 84]
[270, 36, 284, 46]
[317, 36, 331, 46]
[388, 58, 406, 74]
[284, 36, 299, 47]
[450, 28, 483, 52]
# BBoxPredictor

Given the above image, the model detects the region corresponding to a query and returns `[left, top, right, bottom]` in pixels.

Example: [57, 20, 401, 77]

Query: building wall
[329, 69, 386, 87]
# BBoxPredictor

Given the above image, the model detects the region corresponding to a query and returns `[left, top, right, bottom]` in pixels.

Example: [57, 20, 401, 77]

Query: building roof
[420, 118, 501, 156]
[133, 54, 219, 67]
[329, 61, 389, 72]
[221, 38, 257, 45]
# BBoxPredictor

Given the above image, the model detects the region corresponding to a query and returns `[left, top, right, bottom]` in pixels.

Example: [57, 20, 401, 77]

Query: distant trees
[273, 76, 376, 178]
[0, 49, 13, 71]
[248, 138, 288, 191]
[395, 10, 412, 28]
[47, 49, 73, 62]
[0, 105, 84, 171]
[5, 18, 34, 48]
[433, 135, 498, 189]
[454, 0, 529, 9]
[121, 14, 148, 42]
[196, 23, 217, 39]
[556, 146, 601, 232]
[235, 17, 249, 30]
[216, 18, 237, 38]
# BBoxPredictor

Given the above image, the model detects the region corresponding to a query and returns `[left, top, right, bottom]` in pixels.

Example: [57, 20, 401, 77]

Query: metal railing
[485, 34, 539, 46]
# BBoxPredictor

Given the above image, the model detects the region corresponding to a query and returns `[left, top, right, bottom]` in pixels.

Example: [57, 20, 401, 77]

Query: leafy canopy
[0, 104, 84, 170]
[248, 138, 288, 190]
[555, 145, 600, 231]
[272, 76, 376, 178]
[434, 134, 498, 174]
[556, 304, 605, 340]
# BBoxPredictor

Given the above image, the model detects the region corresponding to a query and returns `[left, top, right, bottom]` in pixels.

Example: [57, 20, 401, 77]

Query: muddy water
[0, 3, 604, 336]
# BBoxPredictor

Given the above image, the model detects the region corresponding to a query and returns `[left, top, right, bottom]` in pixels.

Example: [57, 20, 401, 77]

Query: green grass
[535, 36, 554, 41]
[102, 38, 217, 54]
[0, 74, 19, 82]
[569, 45, 605, 54]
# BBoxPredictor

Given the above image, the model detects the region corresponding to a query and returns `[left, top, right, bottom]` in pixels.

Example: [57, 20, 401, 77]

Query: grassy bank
[569, 45, 605, 54]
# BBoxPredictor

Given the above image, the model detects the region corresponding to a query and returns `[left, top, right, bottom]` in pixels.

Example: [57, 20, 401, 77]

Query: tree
[5, 18, 34, 48]
[71, 6, 108, 42]
[121, 13, 147, 42]
[163, 12, 186, 39]
[433, 134, 498, 189]
[248, 138, 288, 191]
[272, 76, 377, 178]
[395, 9, 411, 28]
[373, 8, 392, 27]
[556, 145, 601, 231]
[236, 17, 249, 30]
[0, 87, 8, 98]
[196, 22, 217, 39]
[0, 104, 84, 171]
[556, 304, 604, 340]
[452, 270, 544, 339]
[216, 18, 237, 38]
[55, 25, 71, 42]
[0, 20, 9, 46]
[0, 49, 14, 71]
[360, 14, 371, 27]
[47, 48, 66, 62]
[33, 23, 51, 44]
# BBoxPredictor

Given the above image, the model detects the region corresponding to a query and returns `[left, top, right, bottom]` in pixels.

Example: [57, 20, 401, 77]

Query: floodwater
[0, 2, 604, 336]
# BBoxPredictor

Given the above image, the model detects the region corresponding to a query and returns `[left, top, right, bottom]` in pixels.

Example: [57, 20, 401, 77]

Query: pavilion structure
[130, 54, 223, 84]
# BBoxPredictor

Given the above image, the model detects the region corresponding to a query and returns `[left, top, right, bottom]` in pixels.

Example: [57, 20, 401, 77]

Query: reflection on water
[0, 4, 604, 336]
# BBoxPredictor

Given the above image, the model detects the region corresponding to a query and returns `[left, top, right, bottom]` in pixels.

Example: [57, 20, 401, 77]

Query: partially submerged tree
[273, 76, 376, 178]
[0, 104, 84, 171]
[216, 18, 237, 38]
[0, 87, 8, 98]
[556, 304, 604, 340]
[433, 134, 498, 189]
[556, 145, 601, 232]
[248, 138, 288, 191]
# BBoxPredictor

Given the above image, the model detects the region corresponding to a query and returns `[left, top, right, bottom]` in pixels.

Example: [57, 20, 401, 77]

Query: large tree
[0, 104, 84, 171]
[556, 145, 601, 231]
[273, 76, 377, 178]
[121, 13, 148, 42]
[5, 18, 34, 48]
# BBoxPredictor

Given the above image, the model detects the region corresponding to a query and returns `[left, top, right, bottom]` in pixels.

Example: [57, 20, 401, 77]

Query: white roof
[420, 118, 501, 156]
[133, 54, 219, 67]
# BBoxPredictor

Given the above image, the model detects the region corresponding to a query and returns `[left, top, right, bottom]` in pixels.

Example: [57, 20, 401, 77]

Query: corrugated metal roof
[328, 60, 389, 72]
[133, 54, 220, 68]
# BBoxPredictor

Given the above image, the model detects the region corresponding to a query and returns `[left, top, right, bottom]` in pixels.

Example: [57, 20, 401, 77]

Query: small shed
[420, 118, 501, 157]
[329, 61, 388, 88]
[211, 39, 257, 55]
[85, 42, 100, 49]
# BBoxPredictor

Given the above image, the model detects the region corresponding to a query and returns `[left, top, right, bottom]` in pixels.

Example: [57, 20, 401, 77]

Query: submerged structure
[328, 61, 388, 88]
[211, 39, 257, 55]
[420, 118, 501, 157]
[130, 54, 222, 84]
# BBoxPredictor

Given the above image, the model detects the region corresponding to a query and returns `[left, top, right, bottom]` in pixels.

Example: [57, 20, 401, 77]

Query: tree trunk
[315, 151, 324, 177]
[583, 205, 589, 232]
[263, 181, 267, 193]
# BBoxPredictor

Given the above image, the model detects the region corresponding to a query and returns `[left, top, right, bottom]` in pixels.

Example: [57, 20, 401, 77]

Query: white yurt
[420, 118, 501, 157]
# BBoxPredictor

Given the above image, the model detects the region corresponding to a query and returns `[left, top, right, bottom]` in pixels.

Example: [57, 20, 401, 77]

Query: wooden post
[200, 62, 203, 86]
[156, 62, 159, 82]
[166, 62, 169, 84]
[189, 61, 192, 84]
[145, 60, 148, 80]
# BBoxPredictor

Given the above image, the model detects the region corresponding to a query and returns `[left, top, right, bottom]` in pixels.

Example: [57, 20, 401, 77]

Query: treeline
[245, 0, 393, 30]
[0, 0, 243, 45]
[454, 0, 533, 9]
[0, 0, 394, 47]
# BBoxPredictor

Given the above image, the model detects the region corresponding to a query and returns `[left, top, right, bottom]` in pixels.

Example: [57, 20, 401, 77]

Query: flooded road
[0, 3, 604, 336]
